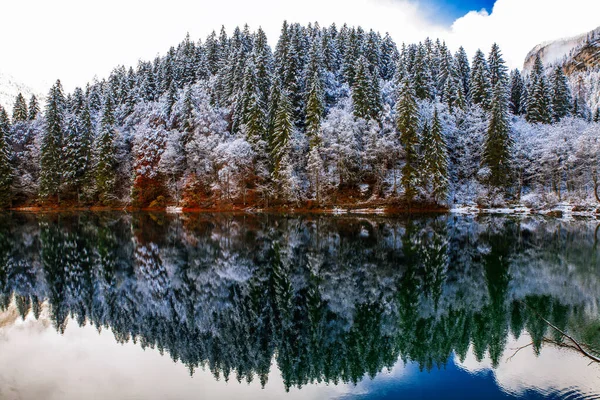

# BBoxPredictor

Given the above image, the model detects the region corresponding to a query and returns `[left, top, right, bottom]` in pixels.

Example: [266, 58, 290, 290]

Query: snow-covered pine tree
[379, 33, 399, 81]
[395, 77, 420, 204]
[455, 46, 471, 101]
[252, 27, 273, 108]
[413, 43, 434, 101]
[63, 88, 93, 202]
[483, 81, 513, 189]
[271, 88, 294, 178]
[28, 95, 40, 120]
[526, 55, 553, 124]
[470, 49, 492, 110]
[40, 80, 66, 201]
[0, 106, 12, 207]
[352, 56, 374, 120]
[550, 65, 572, 122]
[12, 93, 28, 124]
[487, 43, 508, 88]
[305, 72, 324, 145]
[94, 93, 118, 204]
[422, 108, 448, 203]
[509, 69, 525, 115]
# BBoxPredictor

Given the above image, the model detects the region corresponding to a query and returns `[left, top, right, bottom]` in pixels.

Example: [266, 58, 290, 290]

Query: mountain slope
[0, 71, 42, 112]
[524, 26, 600, 72]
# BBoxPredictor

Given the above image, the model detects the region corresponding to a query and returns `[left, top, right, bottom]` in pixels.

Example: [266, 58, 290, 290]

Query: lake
[0, 212, 599, 399]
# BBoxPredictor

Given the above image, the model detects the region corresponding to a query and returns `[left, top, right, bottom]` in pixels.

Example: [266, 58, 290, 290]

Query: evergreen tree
[352, 56, 375, 120]
[271, 89, 294, 176]
[594, 107, 600, 123]
[483, 82, 513, 188]
[94, 94, 118, 204]
[422, 109, 448, 203]
[379, 33, 399, 80]
[509, 69, 525, 115]
[305, 72, 324, 143]
[550, 65, 572, 121]
[0, 106, 12, 207]
[487, 43, 508, 88]
[526, 55, 553, 124]
[412, 43, 434, 101]
[12, 93, 28, 123]
[40, 80, 66, 201]
[455, 46, 471, 101]
[28, 95, 40, 120]
[395, 77, 420, 204]
[63, 88, 93, 202]
[470, 49, 492, 110]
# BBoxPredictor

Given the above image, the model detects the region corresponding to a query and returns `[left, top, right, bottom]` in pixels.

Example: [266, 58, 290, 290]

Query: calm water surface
[0, 212, 599, 399]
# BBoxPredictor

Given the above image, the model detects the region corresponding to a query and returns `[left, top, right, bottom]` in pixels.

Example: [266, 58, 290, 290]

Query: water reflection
[0, 212, 599, 398]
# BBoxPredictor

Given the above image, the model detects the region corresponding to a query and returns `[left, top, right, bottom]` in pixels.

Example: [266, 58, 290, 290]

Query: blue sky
[419, 0, 498, 23]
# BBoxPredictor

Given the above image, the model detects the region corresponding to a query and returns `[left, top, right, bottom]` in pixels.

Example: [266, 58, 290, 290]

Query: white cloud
[1, 0, 599, 94]
[446, 0, 600, 70]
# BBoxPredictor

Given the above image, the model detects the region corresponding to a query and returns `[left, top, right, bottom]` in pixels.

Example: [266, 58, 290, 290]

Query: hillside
[524, 26, 600, 72]
[0, 71, 42, 111]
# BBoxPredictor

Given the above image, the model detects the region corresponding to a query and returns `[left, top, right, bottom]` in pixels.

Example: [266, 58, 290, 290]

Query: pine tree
[483, 82, 513, 188]
[352, 56, 374, 120]
[63, 88, 93, 202]
[395, 77, 420, 204]
[422, 109, 448, 203]
[487, 43, 508, 88]
[0, 106, 12, 207]
[271, 88, 294, 177]
[526, 55, 553, 124]
[252, 27, 273, 107]
[28, 95, 40, 120]
[40, 80, 66, 201]
[379, 33, 399, 80]
[305, 72, 324, 144]
[412, 43, 434, 101]
[94, 94, 118, 204]
[509, 69, 525, 115]
[550, 65, 572, 121]
[594, 107, 600, 123]
[12, 93, 28, 123]
[470, 49, 492, 110]
[455, 46, 471, 101]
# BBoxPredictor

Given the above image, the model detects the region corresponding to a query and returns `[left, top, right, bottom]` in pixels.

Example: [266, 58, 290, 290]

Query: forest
[0, 22, 599, 210]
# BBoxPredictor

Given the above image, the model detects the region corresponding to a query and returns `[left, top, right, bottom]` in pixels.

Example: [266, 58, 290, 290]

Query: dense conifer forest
[0, 22, 598, 210]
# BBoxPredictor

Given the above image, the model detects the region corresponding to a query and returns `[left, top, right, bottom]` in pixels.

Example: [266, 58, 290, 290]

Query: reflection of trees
[0, 213, 598, 389]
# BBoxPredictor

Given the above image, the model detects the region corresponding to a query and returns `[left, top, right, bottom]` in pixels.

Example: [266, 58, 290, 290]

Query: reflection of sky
[0, 307, 599, 400]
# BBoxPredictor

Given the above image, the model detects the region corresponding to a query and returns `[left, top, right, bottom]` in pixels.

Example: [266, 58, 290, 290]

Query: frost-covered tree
[526, 55, 553, 124]
[0, 107, 12, 207]
[271, 88, 294, 177]
[470, 49, 492, 110]
[28, 95, 40, 121]
[483, 82, 513, 189]
[40, 80, 66, 201]
[421, 108, 448, 203]
[487, 43, 508, 88]
[509, 69, 525, 115]
[94, 94, 119, 204]
[395, 77, 420, 204]
[62, 88, 93, 202]
[12, 93, 28, 124]
[550, 65, 572, 122]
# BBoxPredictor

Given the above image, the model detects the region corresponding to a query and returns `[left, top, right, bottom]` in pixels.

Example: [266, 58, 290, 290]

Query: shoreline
[4, 203, 600, 218]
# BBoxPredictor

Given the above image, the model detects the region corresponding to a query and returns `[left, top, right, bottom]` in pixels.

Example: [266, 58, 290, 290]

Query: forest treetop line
[0, 21, 598, 210]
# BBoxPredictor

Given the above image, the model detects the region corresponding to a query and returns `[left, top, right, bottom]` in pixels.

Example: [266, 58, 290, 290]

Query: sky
[2, 0, 600, 94]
